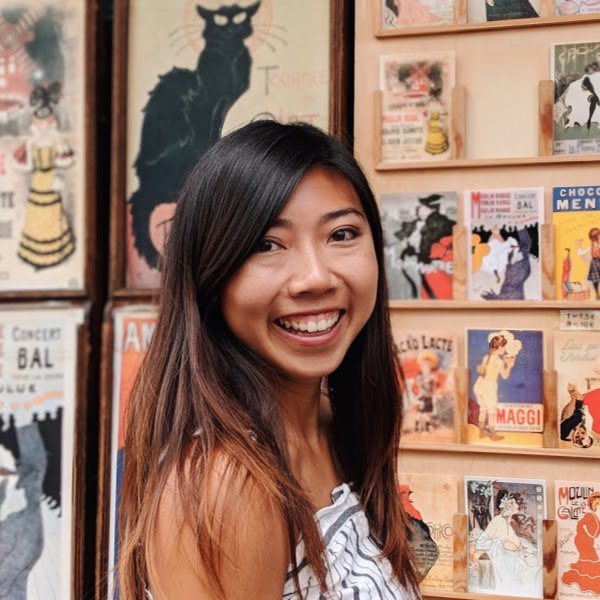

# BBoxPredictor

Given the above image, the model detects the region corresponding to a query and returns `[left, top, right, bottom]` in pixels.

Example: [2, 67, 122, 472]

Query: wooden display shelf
[388, 299, 600, 309]
[400, 440, 600, 459]
[423, 591, 543, 600]
[376, 12, 600, 38]
[376, 153, 600, 172]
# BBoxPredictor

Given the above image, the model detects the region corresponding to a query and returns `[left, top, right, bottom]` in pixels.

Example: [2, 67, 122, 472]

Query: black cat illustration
[129, 1, 261, 270]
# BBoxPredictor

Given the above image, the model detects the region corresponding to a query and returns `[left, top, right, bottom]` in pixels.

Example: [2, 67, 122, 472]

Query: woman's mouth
[275, 310, 342, 336]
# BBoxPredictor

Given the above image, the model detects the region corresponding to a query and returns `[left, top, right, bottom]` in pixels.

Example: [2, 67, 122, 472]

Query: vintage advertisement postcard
[125, 0, 331, 288]
[392, 330, 457, 443]
[465, 476, 546, 598]
[555, 480, 600, 599]
[379, 51, 455, 163]
[0, 2, 86, 291]
[381, 0, 454, 29]
[553, 186, 600, 301]
[0, 305, 84, 598]
[107, 305, 158, 598]
[465, 187, 543, 301]
[398, 473, 458, 591]
[466, 329, 544, 447]
[552, 42, 600, 155]
[555, 330, 600, 451]
[467, 0, 539, 21]
[555, 0, 600, 14]
[381, 192, 457, 300]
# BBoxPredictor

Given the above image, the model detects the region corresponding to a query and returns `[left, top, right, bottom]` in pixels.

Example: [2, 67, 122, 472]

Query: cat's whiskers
[168, 24, 204, 36]
[252, 28, 287, 46]
[253, 22, 288, 31]
[251, 32, 277, 53]
[169, 29, 204, 47]
[173, 33, 205, 56]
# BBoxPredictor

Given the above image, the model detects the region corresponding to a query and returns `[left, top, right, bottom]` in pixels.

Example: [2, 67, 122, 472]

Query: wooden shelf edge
[400, 440, 600, 459]
[423, 589, 543, 600]
[376, 154, 600, 172]
[388, 299, 600, 309]
[375, 11, 600, 38]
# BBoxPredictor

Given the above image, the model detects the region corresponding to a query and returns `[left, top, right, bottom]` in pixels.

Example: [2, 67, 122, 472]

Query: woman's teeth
[277, 312, 340, 334]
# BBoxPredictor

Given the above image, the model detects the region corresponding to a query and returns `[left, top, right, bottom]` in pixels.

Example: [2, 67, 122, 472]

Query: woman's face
[221, 167, 378, 385]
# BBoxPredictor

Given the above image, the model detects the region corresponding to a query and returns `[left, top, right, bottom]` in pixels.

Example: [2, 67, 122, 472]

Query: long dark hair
[118, 121, 418, 598]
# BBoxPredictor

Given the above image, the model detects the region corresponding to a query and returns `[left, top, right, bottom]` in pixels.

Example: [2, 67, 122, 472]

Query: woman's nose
[286, 246, 335, 297]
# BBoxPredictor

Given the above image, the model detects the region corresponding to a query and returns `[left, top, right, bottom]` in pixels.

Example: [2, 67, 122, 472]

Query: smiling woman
[117, 121, 421, 600]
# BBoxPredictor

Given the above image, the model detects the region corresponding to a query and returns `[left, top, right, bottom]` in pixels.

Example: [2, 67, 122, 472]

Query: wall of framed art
[355, 1, 600, 599]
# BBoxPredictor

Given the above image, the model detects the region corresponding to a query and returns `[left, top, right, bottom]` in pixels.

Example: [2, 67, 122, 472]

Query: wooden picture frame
[0, 2, 98, 301]
[109, 0, 351, 296]
[0, 302, 89, 599]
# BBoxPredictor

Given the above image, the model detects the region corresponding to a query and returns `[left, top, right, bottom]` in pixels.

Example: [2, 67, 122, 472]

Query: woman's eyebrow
[269, 207, 365, 230]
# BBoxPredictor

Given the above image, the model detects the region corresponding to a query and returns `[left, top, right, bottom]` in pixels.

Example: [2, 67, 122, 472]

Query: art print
[393, 330, 456, 443]
[379, 52, 455, 163]
[552, 42, 600, 156]
[467, 0, 539, 21]
[555, 330, 600, 451]
[381, 0, 454, 29]
[556, 481, 600, 598]
[465, 187, 543, 301]
[381, 192, 457, 300]
[124, 0, 331, 288]
[0, 306, 83, 599]
[553, 186, 600, 301]
[398, 473, 458, 591]
[466, 329, 544, 447]
[465, 477, 545, 598]
[107, 306, 158, 598]
[555, 0, 600, 15]
[0, 2, 86, 291]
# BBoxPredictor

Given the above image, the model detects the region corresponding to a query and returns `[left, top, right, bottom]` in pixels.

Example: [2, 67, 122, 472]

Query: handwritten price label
[559, 310, 600, 331]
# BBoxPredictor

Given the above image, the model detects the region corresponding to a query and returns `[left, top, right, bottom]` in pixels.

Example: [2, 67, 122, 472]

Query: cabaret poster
[379, 51, 455, 163]
[107, 305, 158, 599]
[465, 476, 546, 598]
[0, 2, 86, 291]
[381, 192, 456, 300]
[392, 330, 457, 443]
[398, 473, 458, 591]
[553, 186, 600, 301]
[555, 0, 600, 15]
[465, 187, 543, 301]
[552, 42, 600, 155]
[380, 0, 454, 29]
[125, 0, 330, 288]
[555, 481, 600, 599]
[466, 329, 544, 447]
[555, 330, 600, 451]
[0, 305, 84, 599]
[467, 0, 539, 21]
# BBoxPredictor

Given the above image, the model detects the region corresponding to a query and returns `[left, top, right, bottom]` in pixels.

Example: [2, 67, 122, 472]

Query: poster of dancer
[381, 192, 456, 300]
[0, 2, 86, 291]
[466, 328, 544, 447]
[107, 305, 158, 599]
[552, 41, 600, 155]
[465, 187, 543, 301]
[380, 0, 455, 30]
[0, 305, 83, 599]
[556, 481, 600, 598]
[465, 476, 546, 598]
[123, 0, 331, 288]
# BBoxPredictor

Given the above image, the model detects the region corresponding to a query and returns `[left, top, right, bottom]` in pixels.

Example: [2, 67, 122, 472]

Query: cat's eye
[233, 12, 247, 24]
[214, 14, 229, 26]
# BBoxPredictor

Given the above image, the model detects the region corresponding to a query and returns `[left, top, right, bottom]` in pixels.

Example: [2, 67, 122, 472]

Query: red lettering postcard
[466, 328, 544, 447]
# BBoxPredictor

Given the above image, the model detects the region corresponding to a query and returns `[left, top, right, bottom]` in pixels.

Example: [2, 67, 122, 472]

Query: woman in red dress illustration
[562, 491, 600, 593]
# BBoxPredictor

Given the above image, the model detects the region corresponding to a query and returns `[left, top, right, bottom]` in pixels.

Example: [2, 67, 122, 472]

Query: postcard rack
[355, 1, 600, 599]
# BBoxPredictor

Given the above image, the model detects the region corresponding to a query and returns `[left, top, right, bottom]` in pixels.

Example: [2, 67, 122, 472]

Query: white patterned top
[282, 483, 419, 599]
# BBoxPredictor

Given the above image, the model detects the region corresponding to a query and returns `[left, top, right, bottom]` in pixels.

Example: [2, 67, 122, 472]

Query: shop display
[398, 473, 458, 591]
[379, 52, 455, 163]
[0, 1, 87, 292]
[465, 187, 544, 301]
[552, 41, 600, 156]
[555, 481, 600, 599]
[382, 192, 457, 300]
[393, 331, 457, 443]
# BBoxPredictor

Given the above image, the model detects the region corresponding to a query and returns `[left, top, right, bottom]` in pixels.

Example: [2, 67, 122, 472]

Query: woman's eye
[256, 239, 280, 252]
[330, 228, 357, 242]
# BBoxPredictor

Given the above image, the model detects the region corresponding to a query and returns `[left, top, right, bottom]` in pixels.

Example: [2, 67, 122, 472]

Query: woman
[118, 121, 420, 599]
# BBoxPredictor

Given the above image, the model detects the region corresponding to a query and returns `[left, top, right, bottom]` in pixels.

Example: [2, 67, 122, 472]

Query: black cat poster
[124, 0, 331, 288]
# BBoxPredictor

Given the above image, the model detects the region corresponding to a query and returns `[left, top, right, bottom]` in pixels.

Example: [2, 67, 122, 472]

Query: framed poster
[110, 0, 350, 292]
[96, 304, 158, 600]
[0, 1, 95, 296]
[0, 303, 86, 599]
